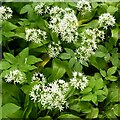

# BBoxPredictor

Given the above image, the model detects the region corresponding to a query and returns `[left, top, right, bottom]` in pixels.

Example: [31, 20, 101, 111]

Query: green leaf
[2, 31, 15, 38]
[37, 116, 52, 120]
[0, 61, 11, 70]
[64, 48, 75, 57]
[2, 103, 20, 118]
[111, 27, 119, 46]
[104, 53, 110, 62]
[74, 62, 83, 72]
[58, 114, 81, 120]
[59, 53, 71, 59]
[3, 21, 18, 31]
[100, 69, 106, 77]
[80, 87, 92, 94]
[48, 59, 66, 81]
[107, 67, 117, 76]
[16, 47, 29, 64]
[18, 64, 37, 72]
[50, 31, 58, 43]
[98, 45, 108, 53]
[95, 51, 105, 57]
[81, 92, 93, 101]
[94, 78, 104, 90]
[8, 110, 23, 118]
[20, 4, 31, 14]
[111, 53, 119, 67]
[65, 86, 75, 99]
[107, 6, 118, 14]
[68, 58, 76, 68]
[29, 41, 49, 49]
[105, 75, 118, 81]
[26, 55, 42, 65]
[3, 53, 16, 64]
[113, 104, 120, 116]
[87, 108, 99, 118]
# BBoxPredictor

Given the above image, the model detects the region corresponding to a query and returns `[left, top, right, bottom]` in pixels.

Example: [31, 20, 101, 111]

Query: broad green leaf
[20, 4, 31, 14]
[74, 62, 83, 72]
[29, 41, 49, 49]
[16, 47, 29, 64]
[87, 108, 99, 118]
[111, 53, 119, 67]
[15, 33, 25, 39]
[95, 51, 105, 57]
[21, 82, 37, 94]
[95, 90, 105, 95]
[0, 61, 11, 70]
[94, 78, 104, 90]
[65, 86, 75, 99]
[37, 116, 52, 120]
[107, 6, 118, 14]
[81, 92, 93, 101]
[2, 103, 20, 118]
[59, 53, 71, 59]
[108, 88, 119, 102]
[50, 31, 58, 43]
[18, 64, 37, 72]
[80, 87, 92, 94]
[107, 67, 117, 76]
[23, 101, 33, 118]
[26, 55, 42, 65]
[3, 53, 16, 64]
[100, 69, 106, 77]
[2, 31, 15, 38]
[68, 58, 76, 68]
[48, 59, 66, 81]
[2, 21, 18, 31]
[58, 114, 81, 119]
[104, 53, 110, 62]
[105, 75, 118, 81]
[113, 104, 120, 116]
[111, 27, 119, 46]
[88, 77, 95, 88]
[64, 48, 75, 57]
[98, 45, 108, 53]
[8, 110, 23, 118]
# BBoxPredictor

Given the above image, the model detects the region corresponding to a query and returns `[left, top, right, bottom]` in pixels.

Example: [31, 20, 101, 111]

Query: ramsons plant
[1, 0, 120, 119]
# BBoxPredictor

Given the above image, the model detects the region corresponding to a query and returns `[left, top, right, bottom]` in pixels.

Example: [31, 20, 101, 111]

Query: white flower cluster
[75, 28, 104, 63]
[77, 0, 91, 14]
[48, 41, 62, 58]
[30, 73, 69, 111]
[25, 28, 47, 43]
[34, 3, 49, 15]
[32, 72, 46, 86]
[70, 71, 88, 90]
[4, 69, 25, 84]
[49, 6, 78, 43]
[98, 13, 116, 29]
[0, 6, 12, 21]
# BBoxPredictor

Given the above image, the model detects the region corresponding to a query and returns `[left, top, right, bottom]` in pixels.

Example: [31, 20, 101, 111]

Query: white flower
[77, 0, 91, 14]
[70, 71, 88, 90]
[48, 41, 62, 58]
[75, 28, 104, 63]
[49, 7, 78, 43]
[30, 79, 69, 111]
[25, 28, 47, 43]
[34, 3, 50, 15]
[0, 6, 12, 21]
[98, 13, 116, 29]
[32, 72, 46, 85]
[4, 69, 25, 84]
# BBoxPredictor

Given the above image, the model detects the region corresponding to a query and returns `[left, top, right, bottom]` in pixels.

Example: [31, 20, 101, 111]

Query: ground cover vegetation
[0, 0, 120, 119]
